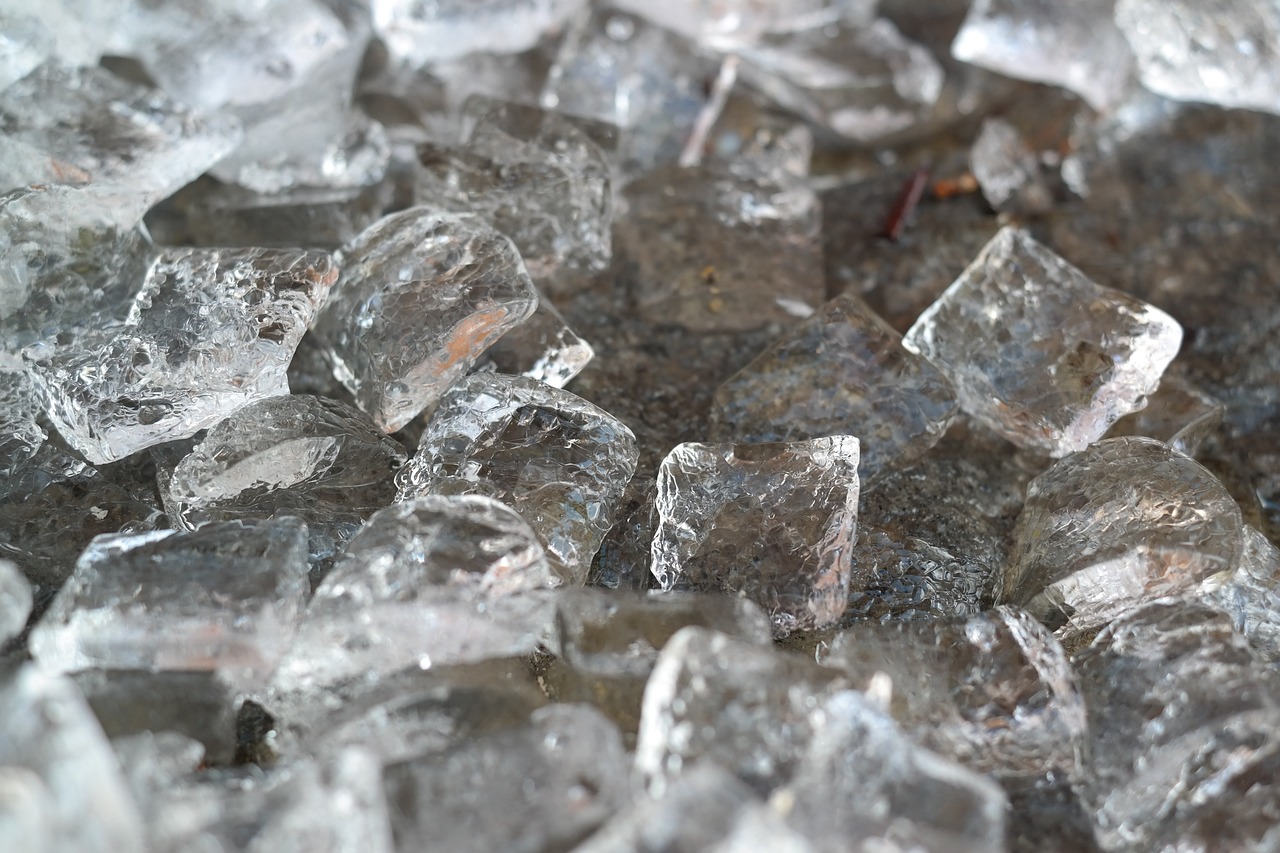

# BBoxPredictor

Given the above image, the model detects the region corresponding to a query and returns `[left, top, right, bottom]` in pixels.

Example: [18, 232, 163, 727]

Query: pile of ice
[3, 1, 1280, 851]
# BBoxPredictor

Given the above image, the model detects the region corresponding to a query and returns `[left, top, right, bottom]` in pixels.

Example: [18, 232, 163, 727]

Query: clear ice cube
[1116, 0, 1280, 115]
[951, 0, 1136, 111]
[650, 437, 860, 636]
[737, 17, 945, 144]
[1004, 436, 1245, 637]
[29, 518, 311, 686]
[1073, 601, 1280, 851]
[412, 103, 613, 278]
[970, 117, 1052, 214]
[312, 207, 538, 433]
[0, 665, 146, 853]
[634, 626, 844, 795]
[709, 294, 957, 483]
[0, 557, 33, 644]
[0, 63, 240, 230]
[397, 372, 639, 583]
[779, 690, 1008, 852]
[25, 247, 336, 464]
[373, 0, 584, 67]
[902, 227, 1183, 457]
[383, 703, 631, 852]
[271, 494, 556, 694]
[822, 606, 1086, 778]
[163, 394, 408, 572]
[541, 7, 716, 175]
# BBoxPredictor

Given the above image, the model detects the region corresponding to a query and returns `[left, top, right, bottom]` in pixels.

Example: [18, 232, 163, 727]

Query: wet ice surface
[5, 2, 1280, 851]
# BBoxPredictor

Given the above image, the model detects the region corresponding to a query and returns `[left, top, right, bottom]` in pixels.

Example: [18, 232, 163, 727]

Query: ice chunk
[29, 518, 310, 686]
[951, 0, 1135, 111]
[312, 207, 538, 433]
[0, 558, 33, 644]
[1104, 372, 1225, 455]
[374, 0, 584, 67]
[397, 373, 639, 583]
[613, 162, 824, 332]
[383, 704, 630, 852]
[574, 762, 771, 853]
[970, 117, 1052, 214]
[1004, 436, 1245, 637]
[609, 0, 866, 46]
[0, 367, 46, 478]
[0, 12, 52, 92]
[116, 0, 386, 194]
[413, 103, 612, 278]
[902, 227, 1183, 457]
[650, 437, 860, 636]
[6, 0, 124, 68]
[163, 395, 407, 573]
[471, 292, 594, 388]
[1202, 525, 1280, 662]
[121, 743, 394, 853]
[1116, 0, 1280, 115]
[25, 248, 336, 465]
[1073, 602, 1280, 851]
[842, 527, 995, 626]
[541, 8, 716, 175]
[0, 444, 165, 615]
[822, 607, 1086, 778]
[544, 589, 772, 741]
[272, 658, 549, 764]
[0, 665, 145, 853]
[0, 63, 240, 229]
[635, 626, 845, 795]
[737, 16, 944, 145]
[272, 495, 556, 694]
[74, 670, 240, 765]
[709, 294, 956, 483]
[779, 691, 1008, 853]
[0, 185, 154, 350]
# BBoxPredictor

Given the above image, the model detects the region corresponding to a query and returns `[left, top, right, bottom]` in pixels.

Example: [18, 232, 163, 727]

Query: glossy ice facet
[651, 438, 860, 636]
[903, 227, 1182, 457]
[738, 17, 945, 144]
[635, 626, 844, 795]
[163, 394, 407, 571]
[1004, 437, 1245, 637]
[26, 248, 336, 464]
[779, 691, 1008, 853]
[397, 373, 638, 583]
[272, 495, 556, 693]
[29, 518, 310, 686]
[313, 207, 538, 433]
[1116, 0, 1280, 115]
[373, 0, 584, 67]
[471, 292, 594, 389]
[951, 0, 1135, 111]
[0, 63, 240, 229]
[383, 704, 630, 852]
[822, 607, 1086, 778]
[0, 665, 145, 853]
